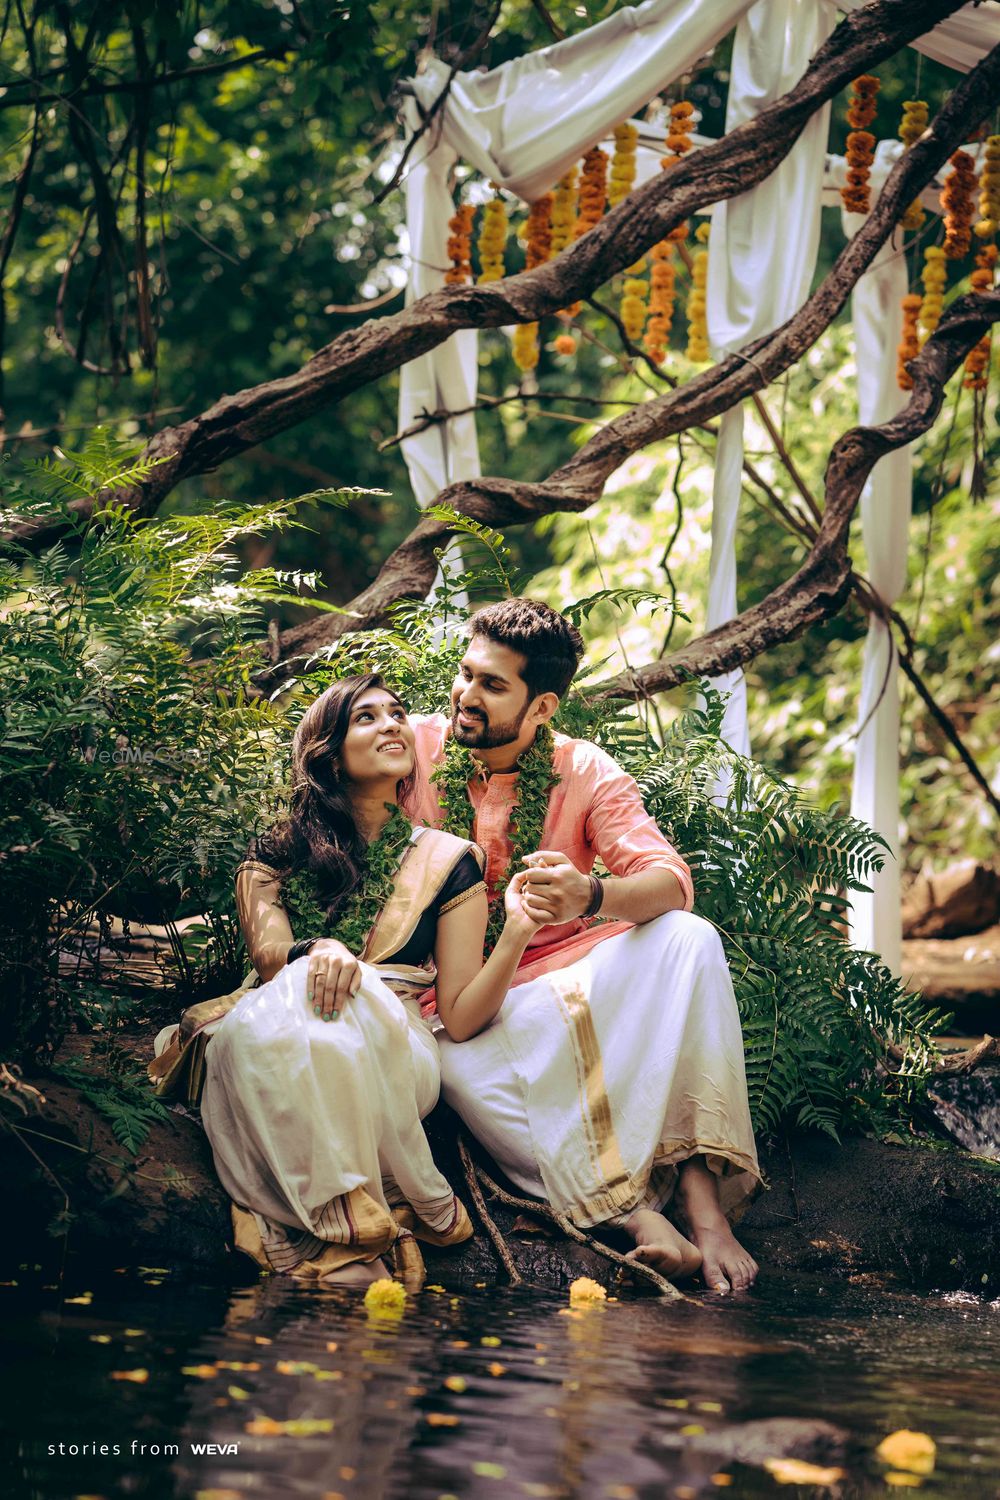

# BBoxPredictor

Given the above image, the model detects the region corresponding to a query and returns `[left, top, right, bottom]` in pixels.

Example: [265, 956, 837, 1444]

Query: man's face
[450, 636, 534, 750]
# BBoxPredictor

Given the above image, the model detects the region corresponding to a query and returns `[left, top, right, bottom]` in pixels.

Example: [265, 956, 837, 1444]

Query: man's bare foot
[317, 1257, 390, 1288]
[677, 1158, 758, 1293]
[622, 1208, 702, 1279]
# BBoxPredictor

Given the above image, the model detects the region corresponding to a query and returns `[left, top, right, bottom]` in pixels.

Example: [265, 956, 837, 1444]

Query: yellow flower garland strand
[684, 221, 710, 363]
[975, 136, 1000, 240]
[609, 122, 649, 344]
[512, 194, 553, 372]
[477, 194, 509, 284]
[917, 245, 946, 344]
[899, 100, 928, 231]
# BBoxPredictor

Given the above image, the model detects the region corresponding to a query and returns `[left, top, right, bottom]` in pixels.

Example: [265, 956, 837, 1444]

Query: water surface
[2, 1262, 998, 1498]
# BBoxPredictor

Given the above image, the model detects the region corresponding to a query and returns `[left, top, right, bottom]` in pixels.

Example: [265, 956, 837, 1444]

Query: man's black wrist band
[583, 876, 605, 919]
[286, 938, 317, 964]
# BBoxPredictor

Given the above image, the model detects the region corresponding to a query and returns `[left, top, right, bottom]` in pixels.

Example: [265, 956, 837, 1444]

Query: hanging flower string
[964, 243, 997, 391]
[608, 122, 649, 344]
[975, 136, 1000, 240]
[561, 145, 608, 319]
[684, 221, 711, 363]
[898, 100, 928, 231]
[646, 101, 694, 364]
[942, 149, 977, 259]
[512, 194, 553, 372]
[918, 245, 947, 345]
[477, 193, 509, 283]
[445, 203, 475, 285]
[896, 292, 922, 391]
[550, 168, 580, 351]
[841, 74, 879, 215]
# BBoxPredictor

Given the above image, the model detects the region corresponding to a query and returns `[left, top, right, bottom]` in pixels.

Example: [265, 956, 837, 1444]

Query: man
[406, 598, 760, 1293]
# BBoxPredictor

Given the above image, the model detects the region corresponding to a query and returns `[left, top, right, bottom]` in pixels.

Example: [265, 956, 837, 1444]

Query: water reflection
[2, 1264, 999, 1499]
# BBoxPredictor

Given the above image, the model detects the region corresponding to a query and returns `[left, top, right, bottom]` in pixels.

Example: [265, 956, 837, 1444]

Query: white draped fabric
[704, 0, 837, 761]
[844, 220, 911, 975]
[395, 0, 1000, 967]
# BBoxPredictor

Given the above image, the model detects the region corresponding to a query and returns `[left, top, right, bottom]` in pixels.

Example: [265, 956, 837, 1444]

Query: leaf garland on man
[431, 723, 561, 954]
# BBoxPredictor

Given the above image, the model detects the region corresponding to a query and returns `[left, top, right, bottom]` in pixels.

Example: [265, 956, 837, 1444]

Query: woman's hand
[504, 870, 547, 939]
[302, 938, 362, 1021]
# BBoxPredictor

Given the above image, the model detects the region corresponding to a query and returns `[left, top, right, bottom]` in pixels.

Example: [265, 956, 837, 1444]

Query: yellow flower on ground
[363, 1277, 406, 1315]
[876, 1430, 936, 1476]
[568, 1276, 607, 1306]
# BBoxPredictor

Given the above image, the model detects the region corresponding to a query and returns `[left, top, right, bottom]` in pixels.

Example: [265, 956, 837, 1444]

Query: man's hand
[520, 851, 592, 926]
[300, 938, 362, 1021]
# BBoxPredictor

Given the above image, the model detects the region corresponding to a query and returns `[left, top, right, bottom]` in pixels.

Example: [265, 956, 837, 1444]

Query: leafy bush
[0, 430, 348, 1062]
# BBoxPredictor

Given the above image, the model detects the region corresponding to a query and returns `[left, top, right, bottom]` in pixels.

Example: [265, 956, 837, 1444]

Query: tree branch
[256, 34, 1000, 677]
[3, 0, 974, 551]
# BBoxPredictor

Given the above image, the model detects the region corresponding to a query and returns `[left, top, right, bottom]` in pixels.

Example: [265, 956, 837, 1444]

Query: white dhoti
[201, 956, 469, 1271]
[438, 911, 760, 1227]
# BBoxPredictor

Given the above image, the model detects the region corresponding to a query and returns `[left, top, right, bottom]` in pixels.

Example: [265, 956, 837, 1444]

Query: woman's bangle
[286, 938, 317, 965]
[583, 876, 605, 919]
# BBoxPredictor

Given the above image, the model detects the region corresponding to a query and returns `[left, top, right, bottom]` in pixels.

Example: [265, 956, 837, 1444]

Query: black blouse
[241, 839, 485, 968]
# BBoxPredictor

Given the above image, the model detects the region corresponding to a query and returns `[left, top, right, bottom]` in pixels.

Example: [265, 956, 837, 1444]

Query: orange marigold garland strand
[899, 100, 928, 231]
[644, 101, 695, 364]
[975, 136, 1000, 240]
[841, 74, 879, 215]
[942, 149, 977, 259]
[918, 245, 947, 344]
[896, 292, 922, 390]
[512, 194, 553, 373]
[445, 203, 475, 285]
[684, 221, 711, 363]
[561, 145, 608, 321]
[550, 168, 580, 354]
[964, 243, 997, 391]
[477, 193, 509, 284]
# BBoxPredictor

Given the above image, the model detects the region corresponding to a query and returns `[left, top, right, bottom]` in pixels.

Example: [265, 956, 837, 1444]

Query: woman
[151, 674, 543, 1287]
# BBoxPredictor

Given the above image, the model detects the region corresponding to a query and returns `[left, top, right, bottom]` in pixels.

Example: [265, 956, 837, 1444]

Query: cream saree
[150, 827, 480, 1276]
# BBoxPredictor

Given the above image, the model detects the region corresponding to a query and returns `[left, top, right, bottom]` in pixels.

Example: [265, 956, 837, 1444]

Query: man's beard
[451, 702, 528, 750]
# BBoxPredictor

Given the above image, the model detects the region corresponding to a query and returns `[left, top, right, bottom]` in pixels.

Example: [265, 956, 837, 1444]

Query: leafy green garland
[280, 803, 414, 955]
[431, 723, 560, 953]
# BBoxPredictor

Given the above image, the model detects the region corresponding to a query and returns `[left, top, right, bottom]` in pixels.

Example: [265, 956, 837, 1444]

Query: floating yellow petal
[876, 1430, 936, 1476]
[568, 1276, 607, 1306]
[764, 1458, 847, 1485]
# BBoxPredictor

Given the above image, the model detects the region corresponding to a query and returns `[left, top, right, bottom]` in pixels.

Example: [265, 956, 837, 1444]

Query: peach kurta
[406, 714, 694, 985]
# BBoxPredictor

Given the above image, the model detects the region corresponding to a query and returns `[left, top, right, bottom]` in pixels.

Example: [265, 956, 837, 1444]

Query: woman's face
[336, 688, 415, 789]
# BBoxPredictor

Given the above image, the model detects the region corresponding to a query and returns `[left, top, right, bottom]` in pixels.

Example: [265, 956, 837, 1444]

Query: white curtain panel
[843, 219, 911, 976]
[704, 0, 837, 763]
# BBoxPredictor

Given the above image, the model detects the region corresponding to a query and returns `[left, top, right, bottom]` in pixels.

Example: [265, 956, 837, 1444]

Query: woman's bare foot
[317, 1256, 390, 1288]
[677, 1158, 758, 1293]
[622, 1208, 702, 1279]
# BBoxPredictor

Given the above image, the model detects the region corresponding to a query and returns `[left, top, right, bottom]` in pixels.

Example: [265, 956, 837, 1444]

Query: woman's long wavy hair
[257, 674, 415, 918]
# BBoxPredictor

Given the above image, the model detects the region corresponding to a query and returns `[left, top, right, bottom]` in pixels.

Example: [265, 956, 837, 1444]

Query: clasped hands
[507, 850, 594, 929]
[299, 851, 593, 1020]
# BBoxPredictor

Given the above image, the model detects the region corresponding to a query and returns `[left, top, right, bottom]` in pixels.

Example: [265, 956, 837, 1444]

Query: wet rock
[902, 859, 1000, 941]
[663, 1416, 853, 1467]
[902, 924, 1000, 1032]
[929, 1063, 1000, 1160]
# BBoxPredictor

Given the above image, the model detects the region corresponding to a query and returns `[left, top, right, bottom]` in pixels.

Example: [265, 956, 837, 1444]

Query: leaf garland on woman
[431, 723, 560, 953]
[280, 803, 414, 956]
